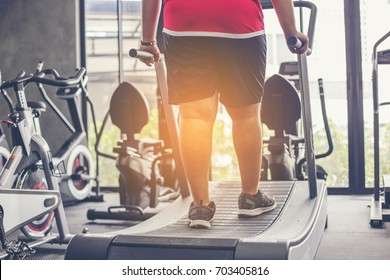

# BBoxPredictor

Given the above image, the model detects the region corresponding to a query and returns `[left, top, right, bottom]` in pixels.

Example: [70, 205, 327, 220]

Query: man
[137, 0, 308, 228]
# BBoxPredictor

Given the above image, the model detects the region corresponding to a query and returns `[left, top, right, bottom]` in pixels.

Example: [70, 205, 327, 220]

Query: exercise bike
[261, 61, 333, 181]
[87, 81, 179, 221]
[1, 62, 96, 204]
[0, 125, 10, 170]
[34, 61, 95, 204]
[0, 67, 86, 259]
[0, 77, 12, 169]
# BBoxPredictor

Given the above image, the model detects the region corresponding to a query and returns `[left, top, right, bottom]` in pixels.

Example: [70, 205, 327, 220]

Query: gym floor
[4, 191, 390, 260]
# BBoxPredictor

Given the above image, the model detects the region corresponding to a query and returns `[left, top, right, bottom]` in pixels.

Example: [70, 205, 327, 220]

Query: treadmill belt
[65, 181, 302, 259]
[136, 181, 294, 239]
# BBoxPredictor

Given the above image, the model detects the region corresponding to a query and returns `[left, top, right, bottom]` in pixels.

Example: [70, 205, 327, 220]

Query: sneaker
[238, 191, 276, 217]
[188, 201, 216, 228]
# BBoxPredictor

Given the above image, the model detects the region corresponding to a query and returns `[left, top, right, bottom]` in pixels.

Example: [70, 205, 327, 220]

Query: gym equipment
[0, 68, 86, 259]
[370, 30, 390, 228]
[86, 81, 179, 221]
[34, 62, 95, 204]
[261, 63, 333, 181]
[0, 126, 10, 171]
[65, 1, 327, 260]
[0, 62, 96, 204]
[0, 80, 12, 170]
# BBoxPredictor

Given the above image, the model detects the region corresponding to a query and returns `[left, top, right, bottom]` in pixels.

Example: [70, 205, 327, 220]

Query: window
[84, 0, 155, 187]
[360, 0, 390, 188]
[83, 0, 351, 188]
[263, 1, 349, 187]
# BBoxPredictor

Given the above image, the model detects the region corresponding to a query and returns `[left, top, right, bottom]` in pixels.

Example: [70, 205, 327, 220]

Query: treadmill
[65, 1, 327, 260]
[370, 30, 390, 228]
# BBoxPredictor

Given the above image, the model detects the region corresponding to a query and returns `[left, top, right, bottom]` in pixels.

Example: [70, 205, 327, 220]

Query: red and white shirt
[163, 0, 265, 39]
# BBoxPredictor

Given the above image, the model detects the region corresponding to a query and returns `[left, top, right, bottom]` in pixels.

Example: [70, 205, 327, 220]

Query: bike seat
[261, 74, 301, 137]
[110, 82, 149, 142]
[27, 101, 47, 111]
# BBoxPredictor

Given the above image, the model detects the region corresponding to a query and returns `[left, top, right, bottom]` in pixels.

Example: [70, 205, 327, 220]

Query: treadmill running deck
[65, 180, 327, 260]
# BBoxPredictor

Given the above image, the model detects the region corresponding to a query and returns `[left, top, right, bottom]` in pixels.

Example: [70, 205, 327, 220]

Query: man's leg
[179, 93, 219, 205]
[225, 103, 262, 195]
[226, 102, 276, 217]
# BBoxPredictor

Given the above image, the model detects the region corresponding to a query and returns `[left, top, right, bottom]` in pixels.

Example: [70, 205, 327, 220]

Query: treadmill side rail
[235, 180, 327, 260]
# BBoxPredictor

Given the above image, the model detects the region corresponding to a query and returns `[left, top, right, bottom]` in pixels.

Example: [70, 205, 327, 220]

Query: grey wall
[0, 0, 80, 153]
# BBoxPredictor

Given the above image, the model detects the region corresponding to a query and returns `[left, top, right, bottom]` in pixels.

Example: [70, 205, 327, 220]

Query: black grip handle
[38, 68, 61, 79]
[287, 36, 312, 55]
[129, 49, 154, 59]
[0, 73, 33, 90]
[287, 36, 303, 49]
[318, 78, 324, 96]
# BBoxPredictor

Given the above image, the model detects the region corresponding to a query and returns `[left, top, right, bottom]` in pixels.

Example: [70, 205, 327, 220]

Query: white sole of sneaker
[238, 202, 277, 217]
[189, 219, 212, 228]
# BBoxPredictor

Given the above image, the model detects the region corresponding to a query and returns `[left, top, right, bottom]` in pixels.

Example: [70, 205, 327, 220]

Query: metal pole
[155, 58, 190, 198]
[298, 53, 317, 199]
[117, 0, 124, 83]
[79, 0, 89, 137]
[344, 0, 365, 193]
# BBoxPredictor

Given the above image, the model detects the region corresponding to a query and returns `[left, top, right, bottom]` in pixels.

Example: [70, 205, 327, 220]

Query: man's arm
[142, 0, 161, 43]
[271, 0, 308, 54]
[139, 0, 161, 65]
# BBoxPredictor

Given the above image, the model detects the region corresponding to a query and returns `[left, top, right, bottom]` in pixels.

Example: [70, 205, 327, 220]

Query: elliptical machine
[87, 82, 179, 221]
[261, 61, 333, 181]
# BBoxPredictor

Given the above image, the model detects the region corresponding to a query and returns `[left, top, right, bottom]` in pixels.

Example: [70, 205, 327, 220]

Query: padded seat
[261, 74, 301, 137]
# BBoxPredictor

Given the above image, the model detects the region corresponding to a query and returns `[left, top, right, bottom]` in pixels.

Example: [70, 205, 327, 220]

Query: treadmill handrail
[292, 1, 319, 199]
[129, 49, 191, 197]
[262, 1, 319, 198]
[262, 1, 317, 53]
[372, 30, 390, 200]
[266, 1, 319, 198]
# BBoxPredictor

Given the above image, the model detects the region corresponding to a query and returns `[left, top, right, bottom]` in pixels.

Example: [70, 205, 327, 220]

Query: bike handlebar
[0, 72, 32, 89]
[38, 68, 62, 79]
[33, 67, 86, 87]
[0, 67, 86, 90]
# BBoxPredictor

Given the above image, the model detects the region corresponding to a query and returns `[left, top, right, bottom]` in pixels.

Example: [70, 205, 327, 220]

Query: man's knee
[179, 94, 218, 123]
[225, 102, 261, 121]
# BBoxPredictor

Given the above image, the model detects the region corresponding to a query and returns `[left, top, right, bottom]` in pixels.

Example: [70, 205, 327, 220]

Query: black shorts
[163, 34, 267, 108]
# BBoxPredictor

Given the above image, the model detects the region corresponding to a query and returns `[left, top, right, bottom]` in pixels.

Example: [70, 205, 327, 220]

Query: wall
[0, 0, 80, 153]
